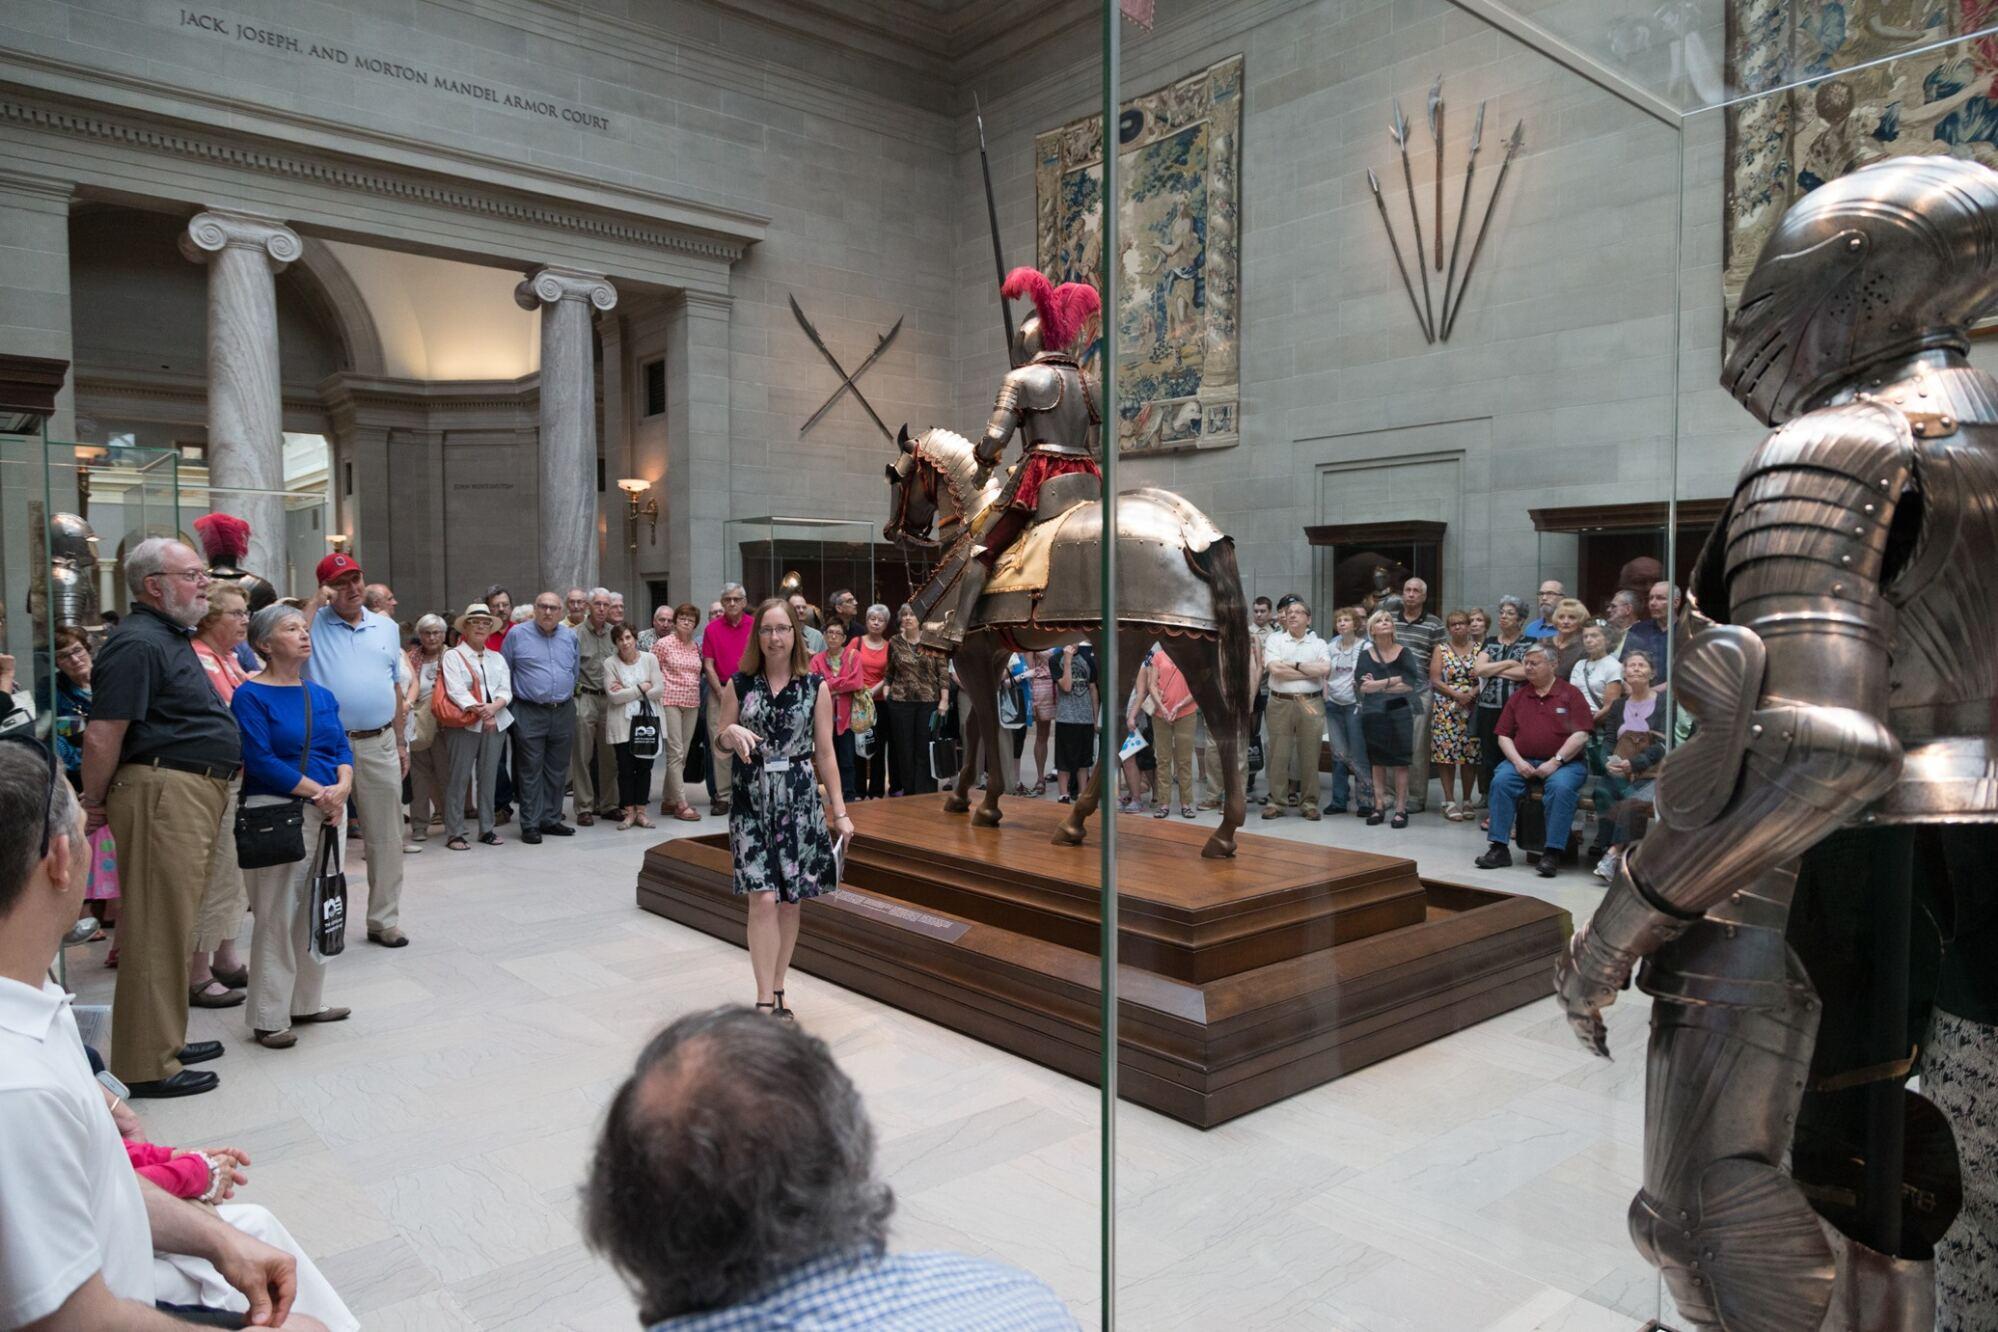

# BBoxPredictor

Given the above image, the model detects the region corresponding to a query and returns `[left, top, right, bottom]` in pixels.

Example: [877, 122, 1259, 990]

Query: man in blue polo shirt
[502, 591, 581, 844]
[302, 553, 410, 947]
[1522, 578, 1564, 640]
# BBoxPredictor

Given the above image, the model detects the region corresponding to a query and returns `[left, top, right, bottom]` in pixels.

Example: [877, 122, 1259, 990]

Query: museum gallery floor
[67, 806, 1659, 1329]
[638, 796, 1569, 1127]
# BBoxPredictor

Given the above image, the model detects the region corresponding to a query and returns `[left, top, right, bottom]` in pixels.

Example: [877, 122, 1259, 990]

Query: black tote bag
[308, 820, 348, 959]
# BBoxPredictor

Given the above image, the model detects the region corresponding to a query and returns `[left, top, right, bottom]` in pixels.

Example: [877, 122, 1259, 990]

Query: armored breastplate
[1016, 357, 1097, 457]
[1870, 363, 1998, 820]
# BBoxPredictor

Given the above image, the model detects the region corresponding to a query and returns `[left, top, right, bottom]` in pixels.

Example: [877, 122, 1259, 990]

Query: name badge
[765, 757, 792, 773]
[1554, 707, 1568, 715]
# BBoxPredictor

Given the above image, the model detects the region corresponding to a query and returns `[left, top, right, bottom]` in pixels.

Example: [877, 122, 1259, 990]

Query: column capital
[515, 266, 618, 313]
[181, 210, 301, 269]
[0, 170, 77, 207]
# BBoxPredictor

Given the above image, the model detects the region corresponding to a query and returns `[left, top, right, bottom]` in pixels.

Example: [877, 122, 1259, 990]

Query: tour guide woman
[232, 604, 354, 1049]
[714, 598, 853, 1018]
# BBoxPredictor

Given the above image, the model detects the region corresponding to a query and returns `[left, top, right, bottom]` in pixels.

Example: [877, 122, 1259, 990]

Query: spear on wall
[1367, 168, 1433, 343]
[1438, 100, 1486, 333]
[1389, 99, 1436, 341]
[1427, 77, 1444, 271]
[1442, 119, 1525, 342]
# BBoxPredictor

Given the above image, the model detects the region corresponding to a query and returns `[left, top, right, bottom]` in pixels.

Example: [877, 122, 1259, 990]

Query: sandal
[617, 816, 636, 831]
[1391, 812, 1409, 829]
[773, 988, 793, 1019]
[673, 804, 701, 822]
[189, 982, 245, 1009]
[634, 814, 655, 829]
[756, 1000, 778, 1015]
[478, 831, 503, 846]
[1153, 804, 1170, 819]
[446, 836, 470, 851]
[254, 1028, 297, 1049]
[1181, 806, 1196, 819]
[1031, 781, 1047, 797]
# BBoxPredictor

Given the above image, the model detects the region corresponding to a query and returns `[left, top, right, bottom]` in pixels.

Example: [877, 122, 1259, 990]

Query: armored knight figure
[1556, 155, 1998, 1330]
[26, 512, 102, 632]
[192, 512, 277, 614]
[913, 267, 1102, 651]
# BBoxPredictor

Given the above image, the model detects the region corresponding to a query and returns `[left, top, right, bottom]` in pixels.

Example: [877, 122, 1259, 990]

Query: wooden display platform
[636, 797, 1570, 1128]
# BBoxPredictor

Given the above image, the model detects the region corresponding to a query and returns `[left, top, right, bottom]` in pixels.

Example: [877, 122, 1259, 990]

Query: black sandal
[478, 831, 503, 846]
[1391, 812, 1409, 829]
[446, 836, 470, 851]
[773, 989, 793, 1019]
[756, 1000, 778, 1015]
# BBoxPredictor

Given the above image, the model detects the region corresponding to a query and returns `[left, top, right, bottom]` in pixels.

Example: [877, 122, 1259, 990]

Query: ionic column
[181, 211, 301, 584]
[516, 266, 617, 595]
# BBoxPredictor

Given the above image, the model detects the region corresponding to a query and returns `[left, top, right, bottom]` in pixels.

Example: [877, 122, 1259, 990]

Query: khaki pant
[657, 704, 699, 808]
[107, 763, 230, 1083]
[192, 775, 248, 952]
[705, 700, 736, 807]
[347, 729, 404, 933]
[244, 798, 340, 1033]
[1155, 710, 1199, 807]
[406, 739, 445, 838]
[1265, 692, 1326, 809]
[570, 691, 619, 816]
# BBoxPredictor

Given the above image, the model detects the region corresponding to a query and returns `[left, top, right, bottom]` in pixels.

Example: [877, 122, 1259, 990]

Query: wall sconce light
[326, 533, 352, 554]
[617, 478, 658, 551]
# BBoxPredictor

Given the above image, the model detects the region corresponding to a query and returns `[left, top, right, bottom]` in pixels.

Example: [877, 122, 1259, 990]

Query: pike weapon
[790, 294, 895, 440]
[1368, 169, 1433, 343]
[1438, 100, 1486, 337]
[799, 315, 904, 436]
[1442, 119, 1524, 342]
[1427, 77, 1444, 271]
[1390, 99, 1436, 341]
[974, 93, 1020, 367]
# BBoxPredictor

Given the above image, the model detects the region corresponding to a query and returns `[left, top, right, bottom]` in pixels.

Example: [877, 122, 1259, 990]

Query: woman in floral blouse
[884, 605, 949, 796]
[715, 598, 853, 1018]
[651, 603, 705, 822]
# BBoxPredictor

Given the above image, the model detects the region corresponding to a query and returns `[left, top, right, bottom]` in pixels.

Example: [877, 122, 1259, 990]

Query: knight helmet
[193, 511, 278, 612]
[1002, 267, 1102, 363]
[1723, 155, 1998, 426]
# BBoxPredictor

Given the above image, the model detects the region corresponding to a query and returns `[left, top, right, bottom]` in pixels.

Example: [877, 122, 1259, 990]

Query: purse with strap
[432, 645, 485, 729]
[234, 685, 312, 869]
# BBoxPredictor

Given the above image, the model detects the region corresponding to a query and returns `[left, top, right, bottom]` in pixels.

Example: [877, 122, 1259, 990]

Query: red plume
[1047, 282, 1102, 353]
[193, 512, 251, 564]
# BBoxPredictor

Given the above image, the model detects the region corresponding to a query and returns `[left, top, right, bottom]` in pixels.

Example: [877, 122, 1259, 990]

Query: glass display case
[723, 515, 885, 614]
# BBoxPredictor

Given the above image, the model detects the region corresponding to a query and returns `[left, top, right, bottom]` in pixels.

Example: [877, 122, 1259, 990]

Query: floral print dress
[1429, 644, 1480, 764]
[729, 670, 839, 903]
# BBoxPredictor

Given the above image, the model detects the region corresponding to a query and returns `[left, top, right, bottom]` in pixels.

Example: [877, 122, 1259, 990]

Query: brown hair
[1444, 608, 1472, 628]
[195, 580, 249, 634]
[53, 625, 90, 654]
[736, 598, 811, 679]
[1332, 605, 1367, 633]
[610, 622, 638, 649]
[673, 602, 701, 626]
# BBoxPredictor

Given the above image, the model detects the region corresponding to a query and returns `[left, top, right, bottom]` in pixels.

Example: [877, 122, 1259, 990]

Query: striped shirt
[651, 1251, 1077, 1331]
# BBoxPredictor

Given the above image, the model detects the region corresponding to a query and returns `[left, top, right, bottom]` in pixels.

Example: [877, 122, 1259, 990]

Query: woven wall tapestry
[1035, 53, 1242, 455]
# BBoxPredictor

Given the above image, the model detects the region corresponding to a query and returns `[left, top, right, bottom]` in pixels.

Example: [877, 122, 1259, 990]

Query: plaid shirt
[651, 1251, 1078, 1331]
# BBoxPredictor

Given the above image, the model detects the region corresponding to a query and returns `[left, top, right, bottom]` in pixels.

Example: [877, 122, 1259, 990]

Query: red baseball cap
[315, 552, 364, 585]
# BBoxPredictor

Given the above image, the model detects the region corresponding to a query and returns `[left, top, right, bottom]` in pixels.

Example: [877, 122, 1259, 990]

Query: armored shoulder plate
[1005, 361, 1070, 414]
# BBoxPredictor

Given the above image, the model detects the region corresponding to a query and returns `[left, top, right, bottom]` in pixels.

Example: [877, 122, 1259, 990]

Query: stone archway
[292, 238, 385, 379]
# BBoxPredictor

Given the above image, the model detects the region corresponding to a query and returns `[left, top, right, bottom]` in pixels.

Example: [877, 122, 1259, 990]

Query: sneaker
[1593, 854, 1615, 881]
[1474, 843, 1513, 870]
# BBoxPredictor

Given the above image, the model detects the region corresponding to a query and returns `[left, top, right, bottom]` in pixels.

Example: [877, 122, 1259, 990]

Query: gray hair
[583, 1006, 893, 1323]
[1496, 594, 1529, 619]
[415, 613, 447, 635]
[1610, 590, 1639, 611]
[249, 604, 306, 652]
[720, 582, 746, 599]
[510, 605, 532, 623]
[1402, 576, 1428, 594]
[0, 742, 81, 917]
[609, 590, 625, 604]
[589, 586, 613, 603]
[864, 603, 889, 624]
[1521, 642, 1559, 667]
[123, 536, 183, 597]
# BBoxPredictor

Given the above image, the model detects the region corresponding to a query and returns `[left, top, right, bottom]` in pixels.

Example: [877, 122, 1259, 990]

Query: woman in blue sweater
[232, 605, 356, 1049]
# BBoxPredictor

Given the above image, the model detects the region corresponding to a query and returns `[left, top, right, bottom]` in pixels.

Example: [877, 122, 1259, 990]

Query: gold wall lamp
[617, 478, 658, 550]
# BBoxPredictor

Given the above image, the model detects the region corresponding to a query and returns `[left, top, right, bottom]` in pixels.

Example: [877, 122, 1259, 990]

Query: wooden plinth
[636, 796, 1570, 1128]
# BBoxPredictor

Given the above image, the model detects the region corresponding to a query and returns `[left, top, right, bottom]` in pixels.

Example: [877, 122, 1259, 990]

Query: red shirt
[700, 613, 755, 683]
[1496, 679, 1592, 761]
[485, 624, 512, 652]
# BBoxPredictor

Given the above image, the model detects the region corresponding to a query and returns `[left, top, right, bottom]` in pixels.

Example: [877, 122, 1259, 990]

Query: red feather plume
[193, 512, 251, 564]
[999, 266, 1099, 353]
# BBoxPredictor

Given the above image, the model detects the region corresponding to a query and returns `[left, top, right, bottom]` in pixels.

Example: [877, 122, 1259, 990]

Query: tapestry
[1035, 54, 1242, 455]
[1724, 1, 1998, 325]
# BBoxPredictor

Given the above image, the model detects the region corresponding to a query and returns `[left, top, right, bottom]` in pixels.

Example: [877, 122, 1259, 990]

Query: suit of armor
[915, 307, 1102, 651]
[1556, 156, 1998, 1330]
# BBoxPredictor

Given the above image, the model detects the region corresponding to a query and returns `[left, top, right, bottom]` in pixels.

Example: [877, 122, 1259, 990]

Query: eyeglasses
[0, 734, 61, 862]
[151, 568, 212, 585]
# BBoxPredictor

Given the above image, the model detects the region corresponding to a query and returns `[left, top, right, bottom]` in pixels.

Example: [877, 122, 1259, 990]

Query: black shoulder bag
[234, 685, 312, 869]
[308, 819, 348, 959]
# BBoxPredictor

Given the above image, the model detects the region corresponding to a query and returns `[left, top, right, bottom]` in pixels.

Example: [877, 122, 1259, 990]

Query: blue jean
[1488, 757, 1588, 851]
[1325, 700, 1372, 810]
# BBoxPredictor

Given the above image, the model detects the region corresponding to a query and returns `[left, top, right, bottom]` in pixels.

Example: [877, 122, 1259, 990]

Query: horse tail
[1188, 536, 1252, 734]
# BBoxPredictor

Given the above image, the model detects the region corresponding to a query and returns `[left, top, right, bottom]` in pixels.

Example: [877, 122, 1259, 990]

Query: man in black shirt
[80, 537, 242, 1097]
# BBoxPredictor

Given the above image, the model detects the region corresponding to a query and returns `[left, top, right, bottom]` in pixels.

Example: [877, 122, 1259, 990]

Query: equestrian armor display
[1557, 156, 1998, 1331]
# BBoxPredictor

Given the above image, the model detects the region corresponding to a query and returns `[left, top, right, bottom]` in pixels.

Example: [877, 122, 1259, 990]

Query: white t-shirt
[0, 976, 154, 1326]
[1570, 654, 1625, 711]
[1262, 630, 1332, 695]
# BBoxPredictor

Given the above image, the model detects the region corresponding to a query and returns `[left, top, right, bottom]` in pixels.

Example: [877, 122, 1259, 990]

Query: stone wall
[944, 0, 1764, 617]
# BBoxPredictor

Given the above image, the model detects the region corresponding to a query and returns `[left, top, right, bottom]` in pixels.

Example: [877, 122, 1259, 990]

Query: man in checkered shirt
[585, 1006, 1078, 1331]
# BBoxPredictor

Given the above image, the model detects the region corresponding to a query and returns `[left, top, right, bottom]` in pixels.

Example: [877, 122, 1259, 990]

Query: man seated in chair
[915, 268, 1102, 652]
[1475, 642, 1592, 880]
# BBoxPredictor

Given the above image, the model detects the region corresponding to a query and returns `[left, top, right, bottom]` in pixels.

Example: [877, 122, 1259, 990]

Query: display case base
[636, 796, 1570, 1128]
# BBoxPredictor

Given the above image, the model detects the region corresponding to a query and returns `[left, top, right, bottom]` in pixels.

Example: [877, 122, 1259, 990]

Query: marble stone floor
[65, 789, 1672, 1331]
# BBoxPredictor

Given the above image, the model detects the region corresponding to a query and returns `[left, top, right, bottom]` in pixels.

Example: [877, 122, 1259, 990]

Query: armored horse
[883, 424, 1253, 858]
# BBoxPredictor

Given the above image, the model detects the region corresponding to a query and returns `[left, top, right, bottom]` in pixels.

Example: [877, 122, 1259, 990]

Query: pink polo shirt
[700, 613, 755, 684]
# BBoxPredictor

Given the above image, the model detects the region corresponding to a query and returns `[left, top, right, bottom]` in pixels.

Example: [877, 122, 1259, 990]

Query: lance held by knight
[914, 267, 1102, 653]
